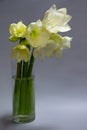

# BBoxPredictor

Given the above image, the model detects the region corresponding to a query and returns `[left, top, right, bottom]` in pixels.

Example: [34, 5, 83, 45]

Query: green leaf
[9, 36, 20, 42]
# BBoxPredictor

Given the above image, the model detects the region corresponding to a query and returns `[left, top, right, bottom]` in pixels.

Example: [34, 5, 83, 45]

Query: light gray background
[0, 0, 87, 129]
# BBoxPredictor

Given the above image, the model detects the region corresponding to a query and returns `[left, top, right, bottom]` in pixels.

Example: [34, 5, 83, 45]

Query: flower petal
[11, 44, 30, 62]
[42, 5, 72, 33]
[33, 42, 59, 61]
[62, 36, 72, 48]
[26, 20, 50, 48]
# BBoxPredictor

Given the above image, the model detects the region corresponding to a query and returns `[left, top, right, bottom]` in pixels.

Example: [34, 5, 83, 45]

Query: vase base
[13, 114, 35, 123]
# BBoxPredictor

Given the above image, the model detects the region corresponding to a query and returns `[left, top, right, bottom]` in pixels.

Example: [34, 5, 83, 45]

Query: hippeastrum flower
[33, 33, 62, 60]
[53, 36, 72, 57]
[33, 42, 59, 61]
[26, 20, 50, 48]
[33, 34, 72, 60]
[11, 44, 30, 62]
[9, 21, 27, 41]
[42, 5, 72, 33]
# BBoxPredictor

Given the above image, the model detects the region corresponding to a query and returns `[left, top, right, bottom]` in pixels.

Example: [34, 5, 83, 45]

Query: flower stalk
[16, 50, 34, 78]
[27, 50, 34, 77]
[16, 62, 22, 78]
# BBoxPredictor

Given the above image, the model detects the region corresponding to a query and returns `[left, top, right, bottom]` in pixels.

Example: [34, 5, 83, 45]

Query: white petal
[56, 24, 71, 32]
[33, 43, 59, 60]
[58, 8, 67, 14]
[62, 36, 72, 48]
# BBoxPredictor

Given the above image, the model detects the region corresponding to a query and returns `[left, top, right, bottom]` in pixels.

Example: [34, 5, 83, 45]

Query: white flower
[26, 20, 50, 48]
[9, 21, 27, 38]
[33, 35, 72, 60]
[54, 36, 72, 57]
[42, 5, 72, 33]
[33, 42, 58, 61]
[11, 44, 30, 62]
[33, 34, 63, 60]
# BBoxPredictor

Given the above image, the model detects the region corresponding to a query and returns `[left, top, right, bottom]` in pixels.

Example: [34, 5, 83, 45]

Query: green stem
[16, 62, 22, 78]
[25, 78, 35, 114]
[13, 79, 21, 117]
[19, 79, 27, 115]
[27, 50, 34, 77]
[22, 61, 28, 78]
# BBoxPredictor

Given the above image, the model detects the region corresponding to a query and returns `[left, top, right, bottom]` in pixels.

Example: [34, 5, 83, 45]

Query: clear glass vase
[12, 76, 35, 123]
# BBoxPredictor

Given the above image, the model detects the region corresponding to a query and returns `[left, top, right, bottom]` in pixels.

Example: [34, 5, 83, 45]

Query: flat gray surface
[0, 100, 87, 130]
[0, 0, 87, 129]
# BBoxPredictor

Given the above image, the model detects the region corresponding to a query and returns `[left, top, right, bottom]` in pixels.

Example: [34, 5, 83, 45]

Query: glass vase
[12, 76, 35, 123]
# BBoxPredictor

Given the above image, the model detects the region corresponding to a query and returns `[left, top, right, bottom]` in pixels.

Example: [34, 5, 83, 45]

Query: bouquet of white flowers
[9, 5, 72, 123]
